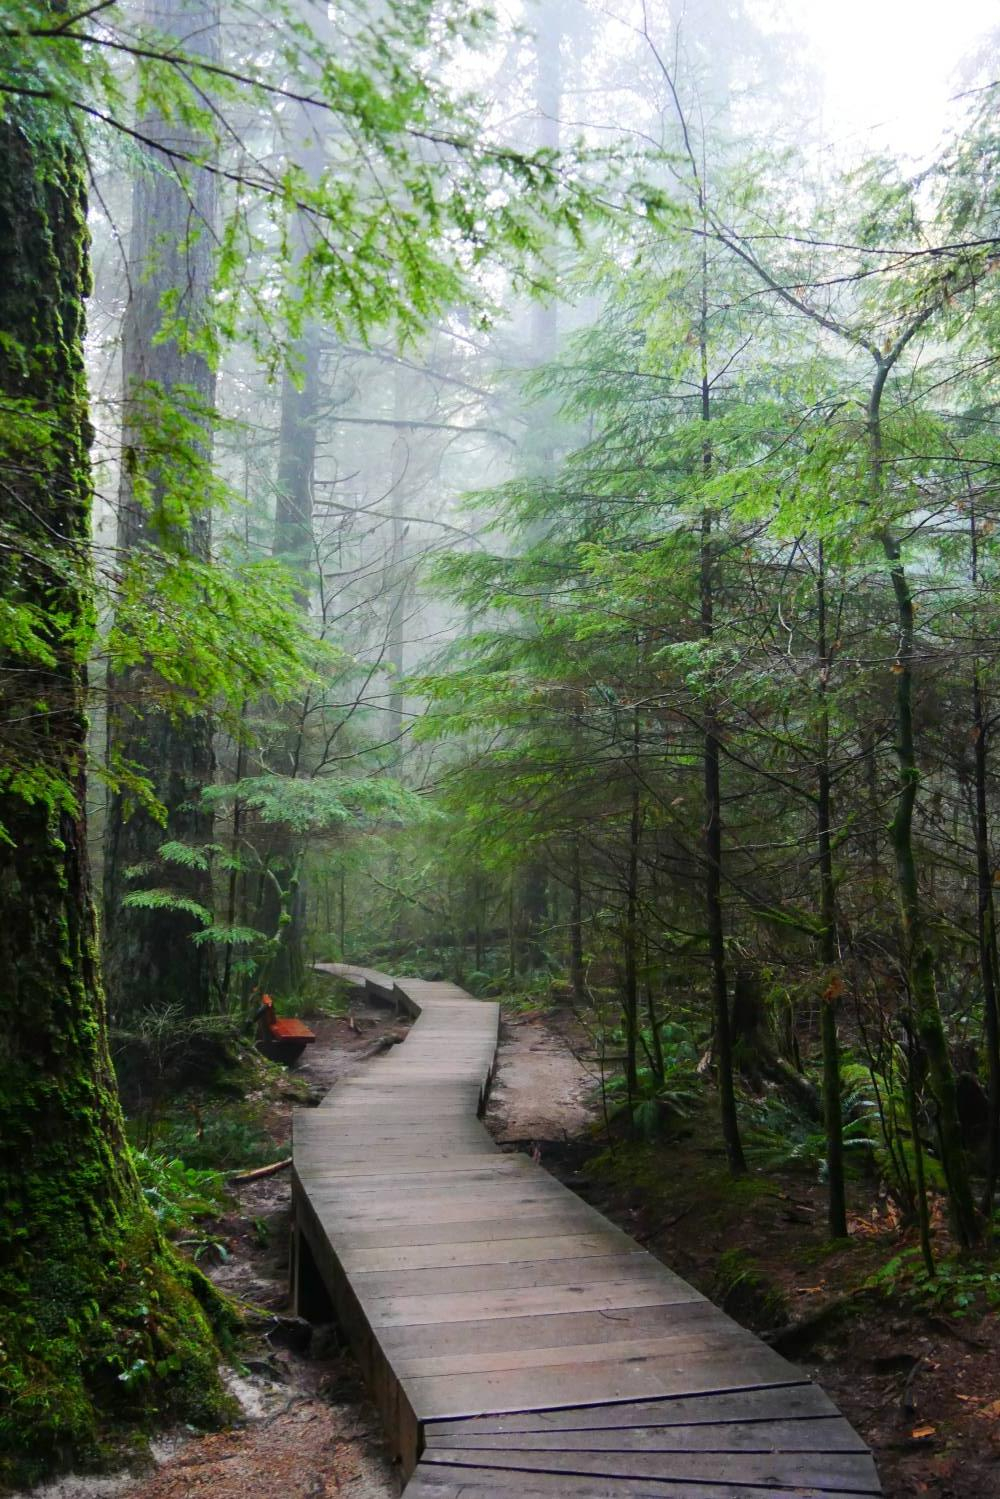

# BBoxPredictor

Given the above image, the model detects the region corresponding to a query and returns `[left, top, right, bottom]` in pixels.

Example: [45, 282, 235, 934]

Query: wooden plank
[422, 1384, 840, 1436]
[394, 1329, 777, 1381]
[327, 1210, 621, 1251]
[312, 1193, 586, 1232]
[421, 1447, 882, 1492]
[423, 1416, 870, 1455]
[407, 1462, 873, 1498]
[338, 1232, 637, 1275]
[371, 1277, 708, 1328]
[351, 1252, 661, 1297]
[405, 1354, 804, 1424]
[383, 1307, 766, 1366]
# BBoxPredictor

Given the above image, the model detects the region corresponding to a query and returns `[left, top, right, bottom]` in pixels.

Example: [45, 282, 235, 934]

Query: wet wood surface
[296, 965, 880, 1496]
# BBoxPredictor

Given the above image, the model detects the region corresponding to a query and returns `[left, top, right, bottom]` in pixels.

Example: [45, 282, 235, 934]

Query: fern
[121, 889, 213, 925]
[189, 924, 266, 947]
[156, 840, 213, 870]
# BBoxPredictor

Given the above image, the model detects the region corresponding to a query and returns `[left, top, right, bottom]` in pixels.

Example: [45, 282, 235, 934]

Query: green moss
[0, 100, 237, 1493]
[712, 1248, 790, 1331]
[0, 1213, 239, 1490]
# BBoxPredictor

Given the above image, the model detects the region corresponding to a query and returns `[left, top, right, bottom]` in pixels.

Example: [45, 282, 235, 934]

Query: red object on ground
[256, 993, 315, 1063]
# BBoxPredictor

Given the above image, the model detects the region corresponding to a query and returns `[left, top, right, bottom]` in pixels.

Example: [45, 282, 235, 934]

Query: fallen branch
[229, 1157, 292, 1184]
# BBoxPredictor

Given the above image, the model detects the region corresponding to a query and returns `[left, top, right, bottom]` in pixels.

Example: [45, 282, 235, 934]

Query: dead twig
[229, 1157, 292, 1184]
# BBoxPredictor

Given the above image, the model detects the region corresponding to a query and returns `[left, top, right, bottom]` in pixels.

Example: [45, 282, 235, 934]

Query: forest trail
[298, 967, 882, 1497]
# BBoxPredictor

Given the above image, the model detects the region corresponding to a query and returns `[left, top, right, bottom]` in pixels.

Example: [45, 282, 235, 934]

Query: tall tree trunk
[386, 372, 411, 760]
[969, 508, 1000, 1213]
[570, 837, 585, 1004]
[870, 362, 978, 1247]
[816, 541, 848, 1237]
[103, 0, 219, 1021]
[516, 0, 563, 964]
[699, 238, 745, 1175]
[0, 79, 226, 1485]
[261, 95, 325, 996]
[623, 767, 642, 1109]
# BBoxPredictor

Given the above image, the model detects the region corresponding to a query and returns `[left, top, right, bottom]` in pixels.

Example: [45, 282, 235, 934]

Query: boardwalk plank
[296, 966, 880, 1495]
[421, 1384, 839, 1435]
[421, 1448, 881, 1490]
[422, 1417, 870, 1454]
[407, 1464, 872, 1498]
[350, 1252, 660, 1296]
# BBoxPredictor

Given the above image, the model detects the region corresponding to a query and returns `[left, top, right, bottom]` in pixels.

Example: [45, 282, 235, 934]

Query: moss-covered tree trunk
[102, 0, 219, 1021]
[0, 81, 228, 1489]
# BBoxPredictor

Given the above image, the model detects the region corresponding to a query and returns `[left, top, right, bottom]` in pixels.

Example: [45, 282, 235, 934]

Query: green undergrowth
[0, 1215, 240, 1492]
[125, 1039, 296, 1172]
[712, 1248, 790, 1330]
[866, 1246, 1000, 1318]
[588, 1135, 778, 1221]
[294, 968, 352, 1019]
[133, 1102, 284, 1173]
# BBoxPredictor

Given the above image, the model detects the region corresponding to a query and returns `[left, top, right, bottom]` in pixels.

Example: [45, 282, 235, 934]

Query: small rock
[266, 1314, 313, 1354]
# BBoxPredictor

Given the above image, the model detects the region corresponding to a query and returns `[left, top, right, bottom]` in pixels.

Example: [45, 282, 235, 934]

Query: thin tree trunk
[969, 507, 1000, 1213]
[816, 541, 848, 1237]
[623, 773, 641, 1108]
[700, 236, 745, 1175]
[871, 363, 978, 1247]
[570, 837, 585, 1004]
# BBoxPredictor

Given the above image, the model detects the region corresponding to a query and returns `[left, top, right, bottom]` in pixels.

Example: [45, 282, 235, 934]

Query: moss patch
[712, 1248, 790, 1331]
[0, 1213, 239, 1490]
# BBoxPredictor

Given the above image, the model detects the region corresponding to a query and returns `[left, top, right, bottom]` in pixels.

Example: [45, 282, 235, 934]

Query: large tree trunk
[102, 0, 219, 1021]
[0, 82, 226, 1488]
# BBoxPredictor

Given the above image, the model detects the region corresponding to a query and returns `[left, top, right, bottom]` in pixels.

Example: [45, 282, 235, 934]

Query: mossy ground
[0, 1214, 239, 1492]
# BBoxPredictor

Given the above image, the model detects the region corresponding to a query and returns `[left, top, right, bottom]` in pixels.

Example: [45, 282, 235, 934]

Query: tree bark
[969, 506, 1000, 1212]
[570, 837, 585, 1004]
[699, 239, 745, 1175]
[816, 541, 848, 1238]
[871, 362, 978, 1247]
[0, 79, 226, 1485]
[103, 0, 219, 1021]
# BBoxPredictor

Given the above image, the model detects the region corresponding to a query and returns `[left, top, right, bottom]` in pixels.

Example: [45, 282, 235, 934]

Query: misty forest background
[6, 0, 1000, 1486]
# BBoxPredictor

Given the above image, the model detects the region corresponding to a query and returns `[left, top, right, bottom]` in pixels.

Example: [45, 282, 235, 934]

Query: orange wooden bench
[255, 994, 316, 1064]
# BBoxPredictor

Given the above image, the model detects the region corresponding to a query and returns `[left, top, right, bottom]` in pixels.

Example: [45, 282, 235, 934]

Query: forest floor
[487, 1003, 1000, 1499]
[28, 995, 406, 1499]
[28, 990, 1000, 1499]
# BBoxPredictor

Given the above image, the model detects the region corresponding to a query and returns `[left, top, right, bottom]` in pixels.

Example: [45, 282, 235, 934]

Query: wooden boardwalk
[294, 966, 881, 1498]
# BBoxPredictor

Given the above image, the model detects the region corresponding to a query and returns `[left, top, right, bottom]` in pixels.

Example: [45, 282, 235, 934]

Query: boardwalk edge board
[296, 964, 881, 1495]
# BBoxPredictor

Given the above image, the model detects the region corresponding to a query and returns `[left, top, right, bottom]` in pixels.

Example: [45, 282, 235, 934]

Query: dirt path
[485, 1007, 598, 1149]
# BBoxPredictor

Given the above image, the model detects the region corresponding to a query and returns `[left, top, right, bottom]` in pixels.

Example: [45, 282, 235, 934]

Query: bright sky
[799, 0, 996, 161]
